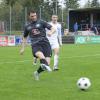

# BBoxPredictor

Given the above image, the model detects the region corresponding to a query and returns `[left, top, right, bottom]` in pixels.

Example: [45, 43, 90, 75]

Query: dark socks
[37, 66, 44, 73]
[37, 59, 48, 74]
[40, 59, 48, 66]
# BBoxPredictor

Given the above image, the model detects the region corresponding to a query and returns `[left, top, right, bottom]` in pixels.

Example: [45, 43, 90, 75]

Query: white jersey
[46, 22, 62, 49]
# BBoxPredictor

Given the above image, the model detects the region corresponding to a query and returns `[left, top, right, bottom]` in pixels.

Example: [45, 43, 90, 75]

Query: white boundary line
[61, 54, 100, 59]
[0, 54, 100, 64]
[0, 59, 32, 64]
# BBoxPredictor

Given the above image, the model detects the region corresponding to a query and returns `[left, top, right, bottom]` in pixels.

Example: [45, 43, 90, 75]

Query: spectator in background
[91, 25, 99, 35]
[74, 22, 78, 35]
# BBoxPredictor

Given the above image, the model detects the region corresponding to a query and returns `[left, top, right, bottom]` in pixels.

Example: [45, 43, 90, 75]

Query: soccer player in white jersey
[47, 15, 62, 71]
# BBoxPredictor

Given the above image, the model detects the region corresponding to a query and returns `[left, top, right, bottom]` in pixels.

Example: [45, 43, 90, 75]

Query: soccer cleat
[34, 71, 39, 81]
[41, 64, 52, 72]
[53, 68, 59, 71]
[53, 66, 59, 71]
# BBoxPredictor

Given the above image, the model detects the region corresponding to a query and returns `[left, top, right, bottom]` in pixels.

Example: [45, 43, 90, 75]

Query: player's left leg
[51, 41, 60, 71]
[32, 43, 52, 80]
[42, 40, 52, 68]
[33, 55, 50, 66]
[35, 51, 52, 72]
[53, 47, 59, 70]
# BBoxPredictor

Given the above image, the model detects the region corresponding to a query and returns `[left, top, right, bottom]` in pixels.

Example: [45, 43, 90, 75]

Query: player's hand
[59, 44, 62, 47]
[20, 48, 24, 55]
[59, 43, 62, 47]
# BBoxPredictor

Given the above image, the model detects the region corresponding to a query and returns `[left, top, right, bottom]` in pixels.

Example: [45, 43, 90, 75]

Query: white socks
[54, 55, 59, 69]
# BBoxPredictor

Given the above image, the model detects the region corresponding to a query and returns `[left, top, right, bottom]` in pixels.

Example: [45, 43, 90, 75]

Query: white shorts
[49, 40, 59, 50]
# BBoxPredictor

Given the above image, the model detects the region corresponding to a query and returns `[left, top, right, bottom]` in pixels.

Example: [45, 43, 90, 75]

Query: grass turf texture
[0, 44, 100, 100]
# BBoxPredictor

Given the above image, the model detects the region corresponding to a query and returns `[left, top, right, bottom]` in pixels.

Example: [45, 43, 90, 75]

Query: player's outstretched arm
[20, 37, 27, 55]
[58, 24, 62, 46]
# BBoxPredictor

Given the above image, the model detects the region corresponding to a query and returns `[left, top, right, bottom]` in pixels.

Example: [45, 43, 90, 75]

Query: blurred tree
[4, 0, 18, 7]
[63, 0, 80, 28]
[91, 0, 100, 7]
[84, 0, 92, 8]
[65, 0, 80, 9]
[0, 0, 82, 32]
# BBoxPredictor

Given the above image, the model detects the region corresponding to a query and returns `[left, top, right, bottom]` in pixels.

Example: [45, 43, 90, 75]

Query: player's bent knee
[54, 48, 59, 55]
[35, 51, 45, 59]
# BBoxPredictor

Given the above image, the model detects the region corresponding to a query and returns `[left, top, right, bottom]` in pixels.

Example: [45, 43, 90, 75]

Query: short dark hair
[52, 14, 58, 17]
[28, 10, 37, 15]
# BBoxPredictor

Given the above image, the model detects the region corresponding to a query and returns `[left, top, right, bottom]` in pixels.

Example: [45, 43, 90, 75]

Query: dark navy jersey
[23, 20, 52, 44]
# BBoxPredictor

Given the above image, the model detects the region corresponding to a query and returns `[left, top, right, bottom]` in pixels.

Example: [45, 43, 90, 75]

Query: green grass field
[0, 44, 100, 100]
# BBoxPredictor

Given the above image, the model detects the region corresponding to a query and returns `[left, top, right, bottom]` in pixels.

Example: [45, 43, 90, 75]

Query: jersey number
[32, 29, 40, 35]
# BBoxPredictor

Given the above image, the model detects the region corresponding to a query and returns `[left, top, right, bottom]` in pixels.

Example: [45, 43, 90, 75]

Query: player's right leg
[34, 51, 52, 80]
[36, 51, 52, 72]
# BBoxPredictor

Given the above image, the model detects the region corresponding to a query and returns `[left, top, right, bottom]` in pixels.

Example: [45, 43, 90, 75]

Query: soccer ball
[77, 77, 91, 90]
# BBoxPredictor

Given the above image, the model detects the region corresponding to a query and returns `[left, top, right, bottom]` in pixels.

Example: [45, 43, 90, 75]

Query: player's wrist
[59, 42, 62, 46]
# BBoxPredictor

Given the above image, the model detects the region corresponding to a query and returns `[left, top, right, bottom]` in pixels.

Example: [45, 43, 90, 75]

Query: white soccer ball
[77, 77, 91, 90]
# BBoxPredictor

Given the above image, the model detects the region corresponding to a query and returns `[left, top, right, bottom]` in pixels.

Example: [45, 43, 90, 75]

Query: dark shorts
[31, 39, 52, 58]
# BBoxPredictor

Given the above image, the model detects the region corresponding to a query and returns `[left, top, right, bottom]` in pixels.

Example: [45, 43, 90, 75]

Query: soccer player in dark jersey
[20, 10, 55, 80]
